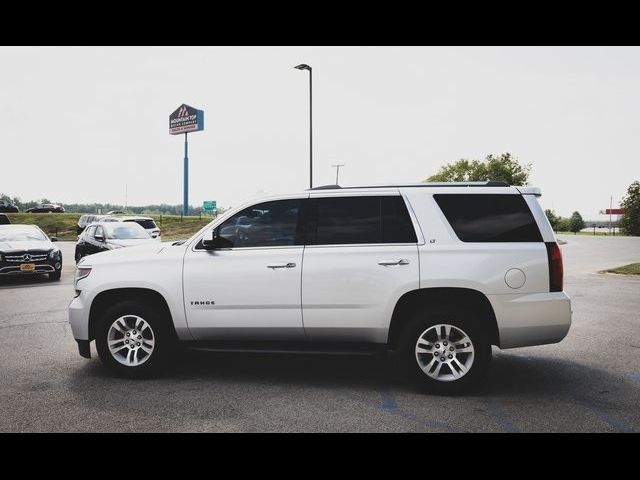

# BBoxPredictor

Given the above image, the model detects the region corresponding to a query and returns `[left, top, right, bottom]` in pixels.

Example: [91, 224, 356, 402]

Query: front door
[183, 198, 306, 340]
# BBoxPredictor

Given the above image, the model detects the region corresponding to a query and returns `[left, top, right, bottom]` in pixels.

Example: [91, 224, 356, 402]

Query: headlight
[49, 248, 60, 259]
[73, 266, 92, 297]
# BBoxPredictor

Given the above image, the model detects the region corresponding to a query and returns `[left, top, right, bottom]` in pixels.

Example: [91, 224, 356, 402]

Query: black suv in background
[0, 201, 19, 213]
[0, 214, 10, 225]
[26, 204, 65, 213]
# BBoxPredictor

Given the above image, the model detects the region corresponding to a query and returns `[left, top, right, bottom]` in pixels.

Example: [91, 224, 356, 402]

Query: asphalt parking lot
[1, 236, 639, 432]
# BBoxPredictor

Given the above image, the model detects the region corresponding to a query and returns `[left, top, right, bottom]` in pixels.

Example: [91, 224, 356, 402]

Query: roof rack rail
[309, 185, 342, 190]
[307, 181, 510, 190]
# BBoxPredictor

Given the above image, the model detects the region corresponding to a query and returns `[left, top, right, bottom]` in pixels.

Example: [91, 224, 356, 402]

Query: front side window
[214, 199, 302, 248]
[85, 226, 96, 238]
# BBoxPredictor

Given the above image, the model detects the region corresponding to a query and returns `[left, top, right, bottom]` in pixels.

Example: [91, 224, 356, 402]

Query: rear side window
[434, 194, 542, 242]
[308, 196, 417, 245]
[126, 219, 157, 229]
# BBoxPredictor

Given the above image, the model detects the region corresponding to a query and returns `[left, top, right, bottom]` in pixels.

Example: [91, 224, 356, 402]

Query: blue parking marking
[628, 373, 640, 382]
[480, 400, 520, 433]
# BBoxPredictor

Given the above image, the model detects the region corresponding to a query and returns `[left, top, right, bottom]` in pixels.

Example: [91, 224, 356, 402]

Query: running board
[183, 341, 388, 356]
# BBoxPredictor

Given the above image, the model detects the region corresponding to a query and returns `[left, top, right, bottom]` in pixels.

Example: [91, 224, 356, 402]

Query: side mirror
[201, 229, 219, 250]
[94, 234, 105, 242]
[50, 237, 58, 242]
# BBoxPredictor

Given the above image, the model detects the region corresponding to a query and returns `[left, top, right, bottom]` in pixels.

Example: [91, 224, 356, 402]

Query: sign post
[203, 200, 217, 215]
[170, 104, 204, 216]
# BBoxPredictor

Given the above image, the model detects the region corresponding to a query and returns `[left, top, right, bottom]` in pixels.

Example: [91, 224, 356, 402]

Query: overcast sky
[1, 46, 638, 219]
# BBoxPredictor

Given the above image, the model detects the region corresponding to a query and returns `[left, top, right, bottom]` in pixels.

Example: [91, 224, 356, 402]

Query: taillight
[545, 242, 563, 292]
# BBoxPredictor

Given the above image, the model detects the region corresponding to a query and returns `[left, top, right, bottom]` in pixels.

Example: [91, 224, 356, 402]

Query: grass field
[602, 263, 640, 276]
[5, 213, 214, 241]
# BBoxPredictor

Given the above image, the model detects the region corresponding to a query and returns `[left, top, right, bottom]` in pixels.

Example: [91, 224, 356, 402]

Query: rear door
[301, 192, 420, 343]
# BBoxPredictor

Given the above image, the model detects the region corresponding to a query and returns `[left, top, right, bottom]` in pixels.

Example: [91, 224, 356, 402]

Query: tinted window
[382, 196, 418, 243]
[309, 196, 417, 245]
[125, 219, 157, 229]
[215, 199, 302, 248]
[434, 194, 542, 242]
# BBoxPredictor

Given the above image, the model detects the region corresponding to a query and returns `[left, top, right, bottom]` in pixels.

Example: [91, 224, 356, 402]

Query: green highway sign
[203, 200, 217, 212]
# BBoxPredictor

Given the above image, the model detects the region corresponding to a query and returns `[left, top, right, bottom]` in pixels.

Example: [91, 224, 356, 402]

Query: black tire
[397, 305, 491, 395]
[95, 300, 176, 379]
[49, 270, 62, 281]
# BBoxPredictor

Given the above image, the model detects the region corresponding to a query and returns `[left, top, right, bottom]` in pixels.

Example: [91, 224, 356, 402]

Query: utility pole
[294, 64, 313, 189]
[331, 164, 345, 185]
[610, 195, 614, 236]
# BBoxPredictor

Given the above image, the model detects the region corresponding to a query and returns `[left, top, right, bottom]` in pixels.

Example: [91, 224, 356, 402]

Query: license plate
[20, 263, 36, 272]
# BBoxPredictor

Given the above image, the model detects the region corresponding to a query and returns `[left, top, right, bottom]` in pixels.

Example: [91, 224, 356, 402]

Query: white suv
[69, 182, 571, 394]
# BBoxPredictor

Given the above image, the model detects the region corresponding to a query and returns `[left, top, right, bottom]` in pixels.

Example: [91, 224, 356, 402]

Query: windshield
[0, 227, 47, 242]
[104, 223, 150, 240]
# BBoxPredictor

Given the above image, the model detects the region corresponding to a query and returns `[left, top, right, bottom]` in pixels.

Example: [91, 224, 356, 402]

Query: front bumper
[488, 291, 572, 349]
[0, 260, 60, 275]
[69, 294, 91, 341]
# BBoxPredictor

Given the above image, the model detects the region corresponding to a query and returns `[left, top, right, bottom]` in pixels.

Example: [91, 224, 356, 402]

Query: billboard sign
[169, 104, 204, 135]
[599, 209, 625, 215]
[203, 200, 217, 212]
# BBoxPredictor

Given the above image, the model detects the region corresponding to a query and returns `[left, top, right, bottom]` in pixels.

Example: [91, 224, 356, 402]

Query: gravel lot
[1, 235, 639, 432]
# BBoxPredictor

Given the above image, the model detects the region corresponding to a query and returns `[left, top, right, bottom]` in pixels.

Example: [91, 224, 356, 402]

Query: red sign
[601, 209, 625, 215]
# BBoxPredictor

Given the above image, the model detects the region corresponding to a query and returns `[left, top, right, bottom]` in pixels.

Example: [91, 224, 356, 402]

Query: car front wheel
[95, 301, 175, 378]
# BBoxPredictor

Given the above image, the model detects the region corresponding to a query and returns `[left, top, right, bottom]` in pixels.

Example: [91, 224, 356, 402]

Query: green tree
[545, 209, 560, 231]
[557, 217, 570, 232]
[620, 180, 640, 236]
[569, 211, 585, 234]
[426, 152, 531, 186]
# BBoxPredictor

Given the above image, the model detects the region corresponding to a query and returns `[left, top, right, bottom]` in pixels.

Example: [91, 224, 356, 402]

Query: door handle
[378, 259, 409, 266]
[267, 262, 297, 269]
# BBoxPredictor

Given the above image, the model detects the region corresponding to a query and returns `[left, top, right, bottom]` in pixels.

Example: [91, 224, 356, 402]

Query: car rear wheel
[95, 301, 175, 378]
[398, 306, 491, 395]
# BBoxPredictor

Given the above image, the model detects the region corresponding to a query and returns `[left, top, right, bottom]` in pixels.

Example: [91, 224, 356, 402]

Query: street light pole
[295, 64, 313, 189]
[331, 164, 345, 185]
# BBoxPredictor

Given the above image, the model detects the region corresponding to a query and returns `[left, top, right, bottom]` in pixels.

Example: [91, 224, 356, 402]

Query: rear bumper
[488, 291, 572, 349]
